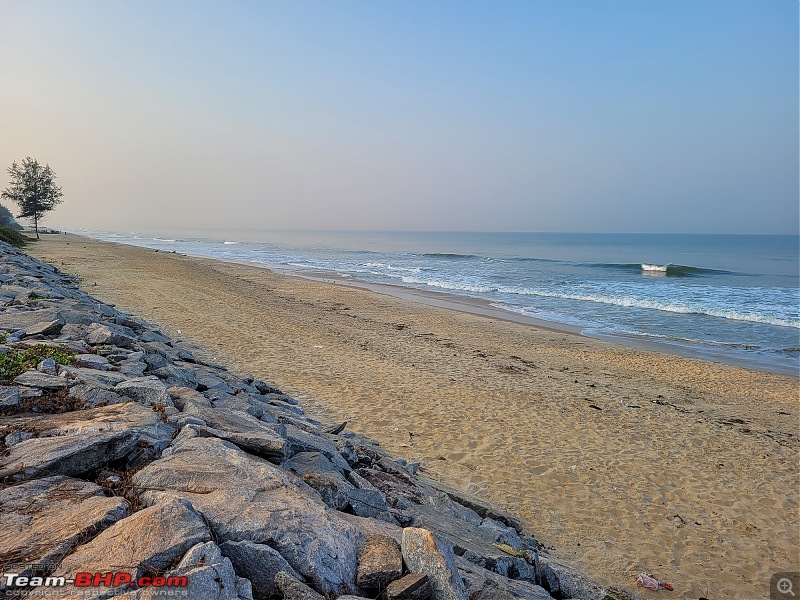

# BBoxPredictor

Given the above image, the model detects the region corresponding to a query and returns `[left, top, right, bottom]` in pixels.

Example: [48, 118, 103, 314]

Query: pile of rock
[0, 240, 623, 600]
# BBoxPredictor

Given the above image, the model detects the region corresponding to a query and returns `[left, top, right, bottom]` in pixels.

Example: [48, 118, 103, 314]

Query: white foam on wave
[496, 287, 799, 329]
[401, 275, 495, 294]
[152, 237, 176, 242]
[641, 263, 668, 272]
[365, 262, 421, 274]
[223, 241, 239, 245]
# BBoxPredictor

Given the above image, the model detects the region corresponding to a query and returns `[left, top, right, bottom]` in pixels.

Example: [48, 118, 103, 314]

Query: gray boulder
[302, 471, 353, 511]
[0, 402, 174, 480]
[72, 353, 112, 371]
[60, 365, 130, 389]
[0, 476, 128, 579]
[274, 572, 325, 600]
[115, 376, 173, 407]
[153, 364, 198, 388]
[23, 319, 65, 337]
[13, 370, 69, 390]
[220, 540, 301, 600]
[357, 535, 403, 591]
[132, 434, 363, 595]
[68, 384, 126, 408]
[167, 386, 210, 409]
[180, 400, 287, 461]
[55, 498, 211, 596]
[0, 386, 20, 409]
[284, 425, 350, 471]
[537, 554, 605, 600]
[85, 322, 136, 347]
[401, 528, 468, 600]
[37, 357, 58, 375]
[456, 558, 552, 600]
[386, 573, 432, 600]
[121, 541, 254, 600]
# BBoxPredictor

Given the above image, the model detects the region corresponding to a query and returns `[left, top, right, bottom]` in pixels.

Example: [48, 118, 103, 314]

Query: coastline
[287, 268, 799, 377]
[29, 233, 800, 599]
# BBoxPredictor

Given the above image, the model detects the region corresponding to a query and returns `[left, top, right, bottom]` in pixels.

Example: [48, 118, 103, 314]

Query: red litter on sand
[637, 572, 674, 591]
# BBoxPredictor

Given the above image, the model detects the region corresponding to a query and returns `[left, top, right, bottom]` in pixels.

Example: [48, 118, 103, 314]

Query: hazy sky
[1, 1, 797, 234]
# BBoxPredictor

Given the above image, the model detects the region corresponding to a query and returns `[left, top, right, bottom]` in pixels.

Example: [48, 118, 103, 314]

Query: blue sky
[0, 1, 797, 233]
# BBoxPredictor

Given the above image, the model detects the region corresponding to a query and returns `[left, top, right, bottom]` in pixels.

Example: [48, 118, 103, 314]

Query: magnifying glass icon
[778, 578, 796, 596]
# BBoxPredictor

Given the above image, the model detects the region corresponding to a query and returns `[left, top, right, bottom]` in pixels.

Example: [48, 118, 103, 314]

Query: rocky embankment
[0, 241, 631, 600]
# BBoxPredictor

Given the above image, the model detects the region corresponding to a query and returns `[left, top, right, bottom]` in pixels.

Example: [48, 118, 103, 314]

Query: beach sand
[30, 234, 798, 599]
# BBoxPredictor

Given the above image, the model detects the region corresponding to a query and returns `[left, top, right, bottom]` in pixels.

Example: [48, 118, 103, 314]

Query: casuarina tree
[1, 157, 63, 239]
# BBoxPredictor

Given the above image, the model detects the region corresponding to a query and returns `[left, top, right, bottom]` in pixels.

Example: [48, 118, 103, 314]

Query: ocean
[77, 229, 799, 375]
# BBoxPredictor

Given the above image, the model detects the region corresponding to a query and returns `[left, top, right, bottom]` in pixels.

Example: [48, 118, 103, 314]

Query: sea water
[78, 229, 800, 375]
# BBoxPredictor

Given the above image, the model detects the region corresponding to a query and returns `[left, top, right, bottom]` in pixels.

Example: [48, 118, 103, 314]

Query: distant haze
[1, 1, 797, 234]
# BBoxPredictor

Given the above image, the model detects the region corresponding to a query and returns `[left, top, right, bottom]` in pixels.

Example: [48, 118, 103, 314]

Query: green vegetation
[0, 344, 75, 380]
[1, 157, 64, 239]
[0, 203, 22, 230]
[0, 226, 31, 248]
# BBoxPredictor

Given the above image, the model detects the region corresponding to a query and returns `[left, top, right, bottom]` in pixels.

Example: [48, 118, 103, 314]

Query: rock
[357, 535, 403, 591]
[72, 353, 112, 370]
[55, 498, 211, 595]
[422, 478, 523, 534]
[252, 379, 280, 394]
[17, 387, 42, 399]
[141, 329, 171, 344]
[401, 528, 468, 600]
[24, 319, 64, 337]
[274, 571, 325, 600]
[0, 386, 20, 409]
[85, 322, 136, 347]
[349, 487, 392, 519]
[68, 383, 126, 408]
[153, 364, 198, 388]
[181, 400, 287, 461]
[13, 370, 69, 390]
[356, 466, 426, 507]
[0, 402, 174, 480]
[302, 471, 353, 511]
[0, 307, 63, 331]
[386, 573, 433, 600]
[119, 359, 147, 377]
[37, 357, 58, 375]
[220, 540, 301, 600]
[335, 438, 359, 466]
[115, 376, 173, 407]
[143, 351, 169, 371]
[4, 431, 33, 446]
[456, 557, 552, 600]
[56, 322, 88, 341]
[0, 476, 128, 580]
[194, 369, 235, 393]
[155, 541, 253, 600]
[538, 554, 605, 600]
[283, 451, 341, 476]
[478, 517, 523, 549]
[60, 365, 130, 388]
[285, 425, 350, 471]
[168, 385, 210, 409]
[133, 434, 362, 595]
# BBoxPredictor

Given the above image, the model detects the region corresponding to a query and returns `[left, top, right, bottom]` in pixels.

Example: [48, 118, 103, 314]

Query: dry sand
[30, 234, 799, 599]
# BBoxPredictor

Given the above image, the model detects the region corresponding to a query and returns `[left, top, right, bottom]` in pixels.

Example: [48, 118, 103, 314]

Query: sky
[0, 1, 797, 234]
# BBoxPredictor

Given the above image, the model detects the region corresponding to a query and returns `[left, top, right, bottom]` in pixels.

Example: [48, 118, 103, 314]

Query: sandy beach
[29, 233, 799, 599]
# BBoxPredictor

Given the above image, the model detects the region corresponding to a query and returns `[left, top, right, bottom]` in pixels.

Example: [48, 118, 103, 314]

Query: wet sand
[30, 234, 799, 599]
